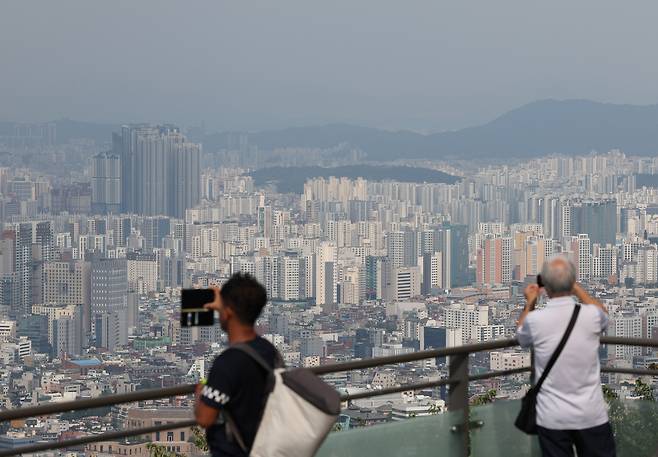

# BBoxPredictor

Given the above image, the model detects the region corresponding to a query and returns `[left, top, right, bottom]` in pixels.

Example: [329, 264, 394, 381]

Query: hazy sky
[2, 0, 658, 132]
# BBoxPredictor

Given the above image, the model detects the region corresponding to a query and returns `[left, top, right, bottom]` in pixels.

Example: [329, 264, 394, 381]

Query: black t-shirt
[200, 337, 277, 457]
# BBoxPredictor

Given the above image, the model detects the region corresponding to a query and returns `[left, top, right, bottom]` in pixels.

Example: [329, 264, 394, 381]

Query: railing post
[448, 353, 470, 457]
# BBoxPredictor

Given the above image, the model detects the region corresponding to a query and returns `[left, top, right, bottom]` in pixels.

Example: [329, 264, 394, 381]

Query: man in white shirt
[517, 256, 615, 457]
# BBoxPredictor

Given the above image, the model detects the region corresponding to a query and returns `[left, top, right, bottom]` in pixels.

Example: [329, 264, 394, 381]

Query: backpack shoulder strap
[230, 343, 274, 373]
[223, 411, 248, 454]
[230, 342, 286, 370]
[222, 342, 284, 452]
[534, 304, 580, 392]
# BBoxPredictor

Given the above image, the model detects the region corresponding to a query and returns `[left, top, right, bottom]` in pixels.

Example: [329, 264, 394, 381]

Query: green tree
[632, 378, 655, 401]
[190, 426, 208, 453]
[427, 403, 443, 415]
[470, 389, 497, 406]
[602, 384, 618, 402]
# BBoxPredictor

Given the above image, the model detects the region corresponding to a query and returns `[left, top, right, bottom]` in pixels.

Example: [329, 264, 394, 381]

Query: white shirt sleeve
[598, 309, 609, 332]
[516, 319, 533, 347]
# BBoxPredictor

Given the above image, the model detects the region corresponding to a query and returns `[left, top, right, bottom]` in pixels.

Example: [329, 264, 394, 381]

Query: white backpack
[224, 344, 340, 457]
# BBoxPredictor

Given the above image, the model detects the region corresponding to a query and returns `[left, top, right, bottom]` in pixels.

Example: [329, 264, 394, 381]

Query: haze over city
[2, 0, 658, 131]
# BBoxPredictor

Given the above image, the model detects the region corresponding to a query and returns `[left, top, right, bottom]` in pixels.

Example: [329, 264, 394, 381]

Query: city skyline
[2, 1, 658, 454]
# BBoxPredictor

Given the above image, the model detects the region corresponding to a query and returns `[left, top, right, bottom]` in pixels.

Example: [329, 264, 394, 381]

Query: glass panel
[470, 398, 658, 457]
[316, 408, 463, 457]
[610, 398, 658, 457]
[470, 400, 541, 457]
[318, 398, 658, 457]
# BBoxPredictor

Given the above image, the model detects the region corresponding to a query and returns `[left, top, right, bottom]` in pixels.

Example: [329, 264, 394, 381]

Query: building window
[167, 432, 174, 442]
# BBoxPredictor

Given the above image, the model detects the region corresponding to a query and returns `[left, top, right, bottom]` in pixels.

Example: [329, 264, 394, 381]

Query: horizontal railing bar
[601, 367, 658, 376]
[1, 368, 532, 456]
[1, 337, 656, 423]
[340, 367, 533, 402]
[600, 336, 658, 347]
[341, 378, 454, 401]
[468, 367, 531, 381]
[0, 419, 198, 457]
[0, 384, 196, 422]
[3, 363, 658, 456]
[310, 338, 519, 375]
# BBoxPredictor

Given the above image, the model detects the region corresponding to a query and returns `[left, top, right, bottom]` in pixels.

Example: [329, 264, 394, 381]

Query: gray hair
[540, 256, 577, 296]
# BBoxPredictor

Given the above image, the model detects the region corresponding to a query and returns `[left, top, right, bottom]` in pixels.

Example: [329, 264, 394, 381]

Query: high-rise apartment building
[95, 313, 123, 351]
[421, 252, 443, 295]
[315, 242, 337, 305]
[91, 258, 128, 339]
[444, 303, 489, 343]
[569, 234, 592, 282]
[572, 200, 617, 246]
[142, 217, 171, 250]
[476, 235, 512, 286]
[592, 244, 618, 281]
[114, 125, 200, 217]
[365, 256, 386, 300]
[608, 316, 643, 359]
[127, 252, 158, 294]
[385, 266, 421, 302]
[3, 224, 33, 317]
[32, 303, 83, 358]
[560, 201, 572, 238]
[42, 260, 91, 335]
[17, 314, 50, 355]
[621, 245, 658, 285]
[91, 152, 121, 214]
[444, 224, 470, 287]
[386, 229, 417, 269]
[36, 221, 54, 262]
[52, 308, 83, 359]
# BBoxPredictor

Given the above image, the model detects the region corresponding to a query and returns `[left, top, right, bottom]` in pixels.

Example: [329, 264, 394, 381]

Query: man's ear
[223, 303, 234, 319]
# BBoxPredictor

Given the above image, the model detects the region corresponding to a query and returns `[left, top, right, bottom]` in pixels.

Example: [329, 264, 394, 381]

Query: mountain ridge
[201, 99, 658, 159]
[4, 99, 658, 159]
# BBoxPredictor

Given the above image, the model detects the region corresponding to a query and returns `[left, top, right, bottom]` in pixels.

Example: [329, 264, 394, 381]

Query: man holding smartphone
[194, 273, 279, 457]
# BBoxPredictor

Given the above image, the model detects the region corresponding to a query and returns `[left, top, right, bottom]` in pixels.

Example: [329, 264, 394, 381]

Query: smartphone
[536, 274, 544, 288]
[181, 289, 215, 327]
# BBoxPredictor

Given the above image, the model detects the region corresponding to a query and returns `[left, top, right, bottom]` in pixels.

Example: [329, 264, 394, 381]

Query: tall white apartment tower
[315, 242, 337, 305]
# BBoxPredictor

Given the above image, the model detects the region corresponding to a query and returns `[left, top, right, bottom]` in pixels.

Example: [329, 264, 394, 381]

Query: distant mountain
[5, 99, 658, 159]
[203, 100, 658, 159]
[427, 99, 658, 159]
[249, 165, 460, 193]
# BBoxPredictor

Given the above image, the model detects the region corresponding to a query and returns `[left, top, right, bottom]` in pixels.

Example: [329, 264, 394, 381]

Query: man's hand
[572, 283, 587, 301]
[517, 283, 540, 328]
[203, 286, 222, 312]
[523, 284, 540, 309]
[572, 282, 608, 314]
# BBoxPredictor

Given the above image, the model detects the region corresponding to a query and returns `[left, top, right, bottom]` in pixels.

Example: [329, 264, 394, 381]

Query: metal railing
[0, 336, 656, 457]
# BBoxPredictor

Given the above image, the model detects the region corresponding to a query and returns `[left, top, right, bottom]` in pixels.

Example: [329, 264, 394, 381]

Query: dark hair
[220, 273, 268, 325]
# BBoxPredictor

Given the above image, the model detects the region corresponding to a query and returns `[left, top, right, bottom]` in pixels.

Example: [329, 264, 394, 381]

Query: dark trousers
[537, 422, 616, 457]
